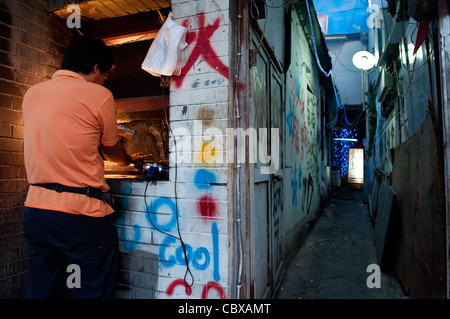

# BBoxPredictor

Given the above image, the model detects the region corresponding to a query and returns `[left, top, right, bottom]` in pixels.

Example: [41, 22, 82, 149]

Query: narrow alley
[276, 187, 406, 299]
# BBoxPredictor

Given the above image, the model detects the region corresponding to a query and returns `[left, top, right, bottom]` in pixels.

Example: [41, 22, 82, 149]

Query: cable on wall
[143, 81, 194, 289]
[304, 0, 353, 130]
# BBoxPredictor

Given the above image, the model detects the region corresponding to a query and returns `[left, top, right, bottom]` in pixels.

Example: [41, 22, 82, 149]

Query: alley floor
[275, 187, 408, 299]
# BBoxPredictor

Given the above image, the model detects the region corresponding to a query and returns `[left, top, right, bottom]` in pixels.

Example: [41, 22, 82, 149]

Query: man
[22, 37, 134, 298]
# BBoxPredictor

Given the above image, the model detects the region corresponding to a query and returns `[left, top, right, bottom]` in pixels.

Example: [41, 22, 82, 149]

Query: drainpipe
[437, 0, 450, 299]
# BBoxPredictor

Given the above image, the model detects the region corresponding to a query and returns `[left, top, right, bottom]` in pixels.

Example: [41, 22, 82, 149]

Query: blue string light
[332, 128, 358, 177]
[304, 1, 361, 177]
[305, 0, 346, 113]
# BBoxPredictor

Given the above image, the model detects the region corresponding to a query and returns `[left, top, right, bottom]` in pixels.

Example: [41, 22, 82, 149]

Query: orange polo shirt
[22, 70, 119, 217]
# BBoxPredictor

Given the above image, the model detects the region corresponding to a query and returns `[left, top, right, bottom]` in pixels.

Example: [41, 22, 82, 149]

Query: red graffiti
[317, 96, 320, 119]
[197, 194, 217, 220]
[165, 279, 226, 299]
[300, 90, 305, 116]
[292, 115, 300, 155]
[165, 279, 192, 297]
[300, 122, 307, 161]
[201, 281, 226, 299]
[289, 71, 296, 97]
[172, 12, 229, 88]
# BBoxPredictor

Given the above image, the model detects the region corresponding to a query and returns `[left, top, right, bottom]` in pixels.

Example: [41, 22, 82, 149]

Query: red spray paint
[173, 12, 229, 88]
[197, 194, 217, 220]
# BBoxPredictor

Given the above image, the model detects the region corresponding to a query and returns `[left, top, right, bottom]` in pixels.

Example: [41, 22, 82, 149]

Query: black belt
[33, 183, 108, 202]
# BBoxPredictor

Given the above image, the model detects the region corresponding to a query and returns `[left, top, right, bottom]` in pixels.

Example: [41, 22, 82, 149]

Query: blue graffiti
[286, 97, 294, 137]
[123, 183, 131, 195]
[146, 197, 178, 232]
[159, 222, 220, 281]
[194, 169, 217, 189]
[294, 74, 301, 99]
[192, 247, 210, 271]
[160, 236, 177, 267]
[117, 224, 141, 252]
[291, 163, 299, 206]
[290, 163, 304, 207]
[212, 222, 220, 281]
[297, 163, 302, 190]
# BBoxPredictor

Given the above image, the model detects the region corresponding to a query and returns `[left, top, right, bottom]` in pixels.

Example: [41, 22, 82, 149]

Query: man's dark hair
[61, 37, 114, 74]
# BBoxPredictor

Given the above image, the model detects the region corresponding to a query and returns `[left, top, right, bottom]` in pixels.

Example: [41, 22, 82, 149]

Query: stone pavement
[276, 187, 408, 299]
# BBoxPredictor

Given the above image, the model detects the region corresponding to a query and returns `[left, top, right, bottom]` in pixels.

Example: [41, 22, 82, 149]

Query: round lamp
[352, 51, 376, 70]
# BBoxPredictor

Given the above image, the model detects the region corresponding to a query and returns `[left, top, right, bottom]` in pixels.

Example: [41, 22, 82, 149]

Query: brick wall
[0, 0, 73, 298]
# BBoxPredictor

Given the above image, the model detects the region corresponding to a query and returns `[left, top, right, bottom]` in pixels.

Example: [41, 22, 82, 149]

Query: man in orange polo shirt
[22, 37, 134, 299]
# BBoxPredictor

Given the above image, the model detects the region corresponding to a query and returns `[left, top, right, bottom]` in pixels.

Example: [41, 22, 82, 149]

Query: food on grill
[132, 152, 153, 162]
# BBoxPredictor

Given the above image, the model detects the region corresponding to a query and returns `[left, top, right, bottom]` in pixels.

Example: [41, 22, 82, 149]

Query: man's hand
[132, 159, 145, 172]
[100, 141, 133, 166]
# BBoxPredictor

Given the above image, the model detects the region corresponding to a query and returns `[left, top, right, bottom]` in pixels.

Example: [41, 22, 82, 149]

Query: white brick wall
[110, 2, 231, 299]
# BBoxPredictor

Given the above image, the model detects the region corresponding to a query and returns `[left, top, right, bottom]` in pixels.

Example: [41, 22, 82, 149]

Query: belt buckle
[86, 186, 92, 197]
[87, 186, 101, 200]
[103, 192, 113, 205]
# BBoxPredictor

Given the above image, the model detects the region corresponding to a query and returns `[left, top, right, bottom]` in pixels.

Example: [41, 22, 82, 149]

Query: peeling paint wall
[282, 7, 328, 257]
[246, 3, 331, 298]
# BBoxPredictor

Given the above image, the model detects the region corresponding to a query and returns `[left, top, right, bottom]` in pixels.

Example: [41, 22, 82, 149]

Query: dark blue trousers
[24, 207, 118, 299]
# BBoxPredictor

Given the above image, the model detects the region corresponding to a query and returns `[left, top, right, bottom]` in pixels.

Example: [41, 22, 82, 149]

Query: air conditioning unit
[409, 0, 437, 21]
[384, 10, 404, 45]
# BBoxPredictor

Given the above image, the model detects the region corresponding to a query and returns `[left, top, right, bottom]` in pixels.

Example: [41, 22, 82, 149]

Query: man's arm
[100, 141, 133, 166]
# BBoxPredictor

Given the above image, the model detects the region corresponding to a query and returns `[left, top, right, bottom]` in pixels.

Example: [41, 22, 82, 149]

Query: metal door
[248, 31, 284, 298]
[269, 66, 284, 292]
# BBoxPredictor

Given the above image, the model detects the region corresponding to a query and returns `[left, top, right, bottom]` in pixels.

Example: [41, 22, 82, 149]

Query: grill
[101, 39, 170, 180]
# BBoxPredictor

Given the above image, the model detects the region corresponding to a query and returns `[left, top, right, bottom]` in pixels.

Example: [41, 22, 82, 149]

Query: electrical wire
[143, 81, 194, 288]
[402, 34, 434, 73]
[305, 0, 331, 77]
[308, 0, 392, 128]
[254, 0, 268, 53]
[304, 0, 351, 129]
[252, 0, 299, 57]
[328, 0, 360, 71]
[328, 47, 361, 73]
[263, 0, 299, 8]
[338, 104, 368, 128]
[376, 0, 400, 68]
